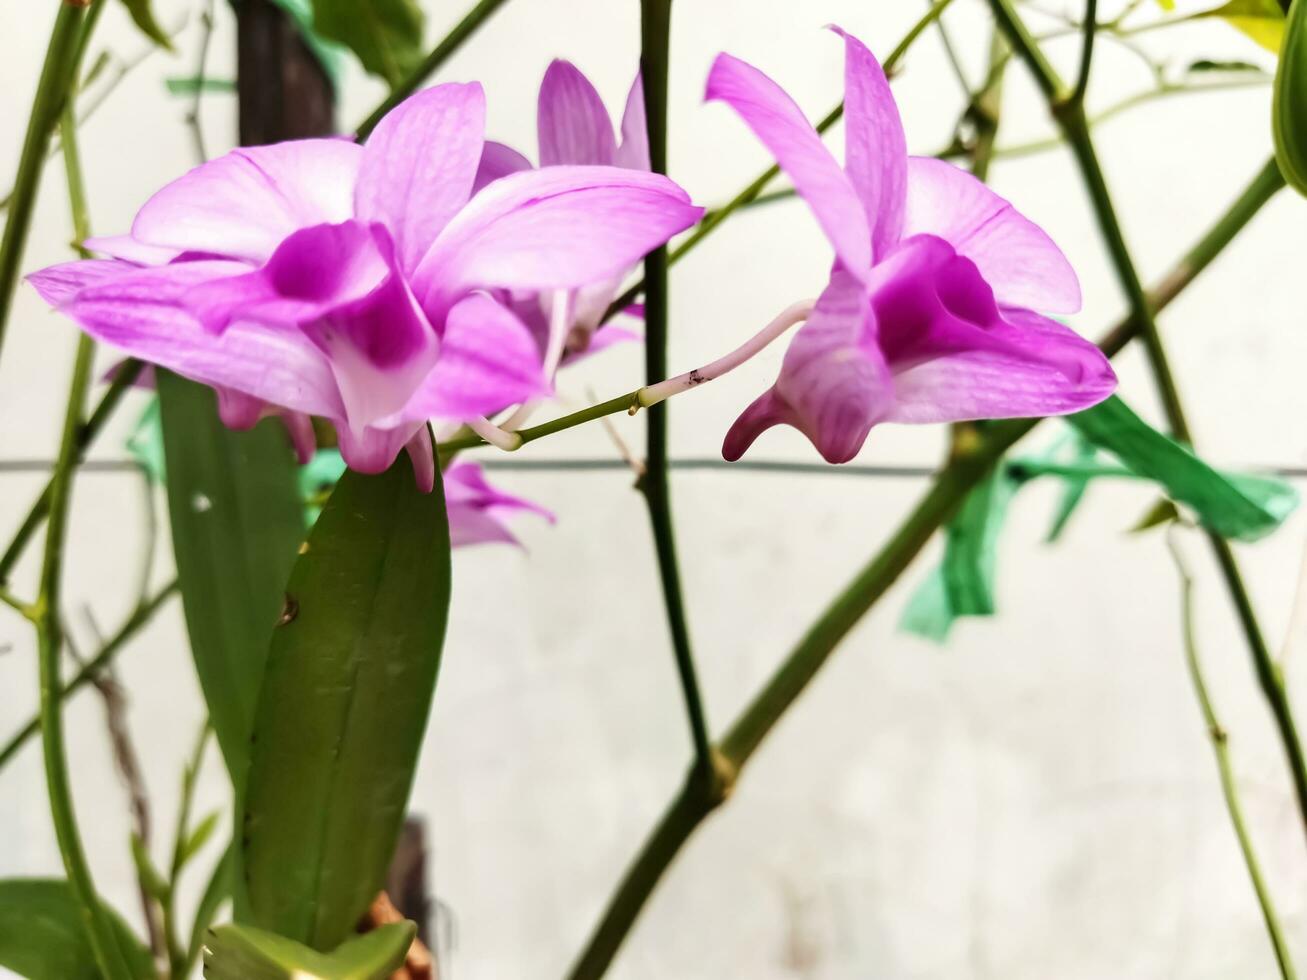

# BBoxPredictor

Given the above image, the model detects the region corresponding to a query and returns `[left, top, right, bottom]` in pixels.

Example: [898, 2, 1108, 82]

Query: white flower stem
[635, 298, 814, 408]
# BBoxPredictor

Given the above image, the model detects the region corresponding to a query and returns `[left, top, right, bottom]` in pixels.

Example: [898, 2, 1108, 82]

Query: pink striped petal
[614, 72, 650, 171]
[413, 166, 701, 318]
[832, 27, 906, 259]
[538, 60, 617, 166]
[355, 83, 486, 274]
[132, 139, 361, 263]
[706, 52, 871, 278]
[27, 259, 131, 305]
[903, 157, 1081, 313]
[473, 140, 533, 194]
[724, 268, 891, 463]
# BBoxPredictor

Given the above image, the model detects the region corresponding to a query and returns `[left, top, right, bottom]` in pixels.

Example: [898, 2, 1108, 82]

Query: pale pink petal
[355, 83, 486, 275]
[614, 72, 650, 171]
[831, 27, 906, 259]
[473, 141, 533, 194]
[281, 411, 317, 464]
[131, 139, 362, 263]
[903, 157, 1081, 313]
[59, 261, 345, 418]
[538, 60, 617, 166]
[887, 307, 1116, 422]
[705, 52, 871, 278]
[335, 419, 425, 476]
[404, 292, 550, 420]
[215, 387, 265, 428]
[27, 259, 131, 305]
[405, 427, 436, 493]
[83, 235, 185, 266]
[444, 460, 553, 548]
[724, 268, 891, 463]
[413, 167, 701, 318]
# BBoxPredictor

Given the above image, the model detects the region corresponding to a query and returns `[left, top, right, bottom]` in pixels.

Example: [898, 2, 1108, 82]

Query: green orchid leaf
[119, 0, 174, 50]
[1274, 0, 1307, 193]
[188, 846, 233, 969]
[164, 76, 238, 95]
[1197, 0, 1285, 52]
[242, 444, 451, 950]
[180, 809, 222, 869]
[308, 0, 424, 89]
[129, 834, 170, 903]
[1067, 395, 1299, 541]
[1130, 497, 1182, 533]
[0, 879, 153, 980]
[203, 922, 414, 980]
[902, 466, 1019, 641]
[157, 371, 305, 784]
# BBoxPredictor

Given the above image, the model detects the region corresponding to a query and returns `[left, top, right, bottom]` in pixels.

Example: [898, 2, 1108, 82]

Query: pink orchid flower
[470, 59, 651, 366]
[707, 29, 1117, 464]
[29, 82, 701, 489]
[443, 460, 554, 548]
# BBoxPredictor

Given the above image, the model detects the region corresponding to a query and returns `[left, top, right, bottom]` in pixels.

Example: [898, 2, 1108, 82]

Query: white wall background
[2, 0, 1307, 977]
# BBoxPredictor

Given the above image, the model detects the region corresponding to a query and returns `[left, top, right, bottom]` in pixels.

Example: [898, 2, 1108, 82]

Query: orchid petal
[355, 82, 486, 275]
[335, 419, 425, 476]
[724, 269, 891, 463]
[413, 166, 701, 317]
[444, 460, 553, 547]
[405, 427, 436, 493]
[473, 141, 533, 194]
[538, 60, 617, 166]
[831, 27, 907, 258]
[83, 235, 186, 266]
[705, 52, 871, 278]
[887, 308, 1116, 422]
[615, 72, 650, 171]
[27, 259, 132, 305]
[903, 157, 1081, 313]
[404, 291, 550, 420]
[60, 261, 344, 418]
[132, 139, 361, 263]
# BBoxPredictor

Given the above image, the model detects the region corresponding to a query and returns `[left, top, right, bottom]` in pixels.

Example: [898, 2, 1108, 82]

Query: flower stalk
[989, 0, 1307, 848]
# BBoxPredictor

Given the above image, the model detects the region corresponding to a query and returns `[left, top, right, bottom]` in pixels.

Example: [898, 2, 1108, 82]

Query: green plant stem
[354, 0, 514, 139]
[163, 722, 211, 977]
[991, 0, 1307, 846]
[0, 0, 95, 369]
[0, 359, 144, 586]
[602, 0, 956, 325]
[562, 152, 1280, 980]
[38, 334, 134, 980]
[1167, 534, 1297, 980]
[1072, 0, 1098, 106]
[0, 580, 177, 772]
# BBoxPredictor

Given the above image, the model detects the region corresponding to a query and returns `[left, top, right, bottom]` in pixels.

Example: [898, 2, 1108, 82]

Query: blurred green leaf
[308, 0, 424, 88]
[902, 466, 1018, 641]
[1197, 0, 1285, 52]
[119, 0, 175, 50]
[1067, 395, 1298, 541]
[156, 371, 305, 784]
[188, 846, 233, 969]
[129, 834, 170, 903]
[204, 922, 414, 980]
[1274, 0, 1307, 193]
[164, 76, 237, 95]
[126, 395, 166, 485]
[180, 809, 222, 869]
[0, 879, 154, 980]
[1187, 57, 1266, 72]
[242, 446, 451, 950]
[1130, 497, 1182, 533]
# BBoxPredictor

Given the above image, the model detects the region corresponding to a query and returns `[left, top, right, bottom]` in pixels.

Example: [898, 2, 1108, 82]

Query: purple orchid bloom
[29, 82, 701, 489]
[470, 60, 651, 364]
[706, 29, 1116, 464]
[443, 460, 554, 548]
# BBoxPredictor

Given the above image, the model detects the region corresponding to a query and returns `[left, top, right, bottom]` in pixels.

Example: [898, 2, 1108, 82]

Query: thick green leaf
[204, 922, 414, 980]
[1275, 0, 1307, 194]
[242, 448, 451, 950]
[1068, 395, 1298, 541]
[902, 466, 1018, 641]
[0, 879, 153, 980]
[157, 371, 305, 783]
[1197, 0, 1285, 52]
[119, 0, 174, 50]
[309, 0, 424, 88]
